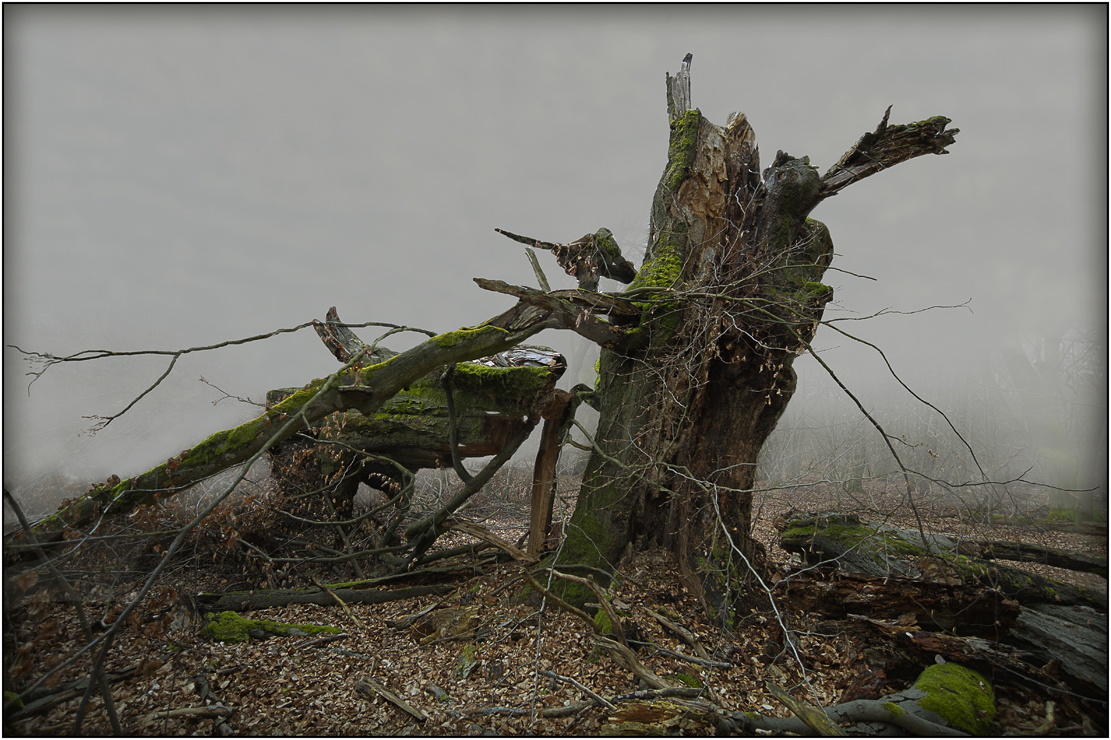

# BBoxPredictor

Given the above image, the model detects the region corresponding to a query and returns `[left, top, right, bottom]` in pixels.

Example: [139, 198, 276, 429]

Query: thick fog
[4, 6, 1106, 513]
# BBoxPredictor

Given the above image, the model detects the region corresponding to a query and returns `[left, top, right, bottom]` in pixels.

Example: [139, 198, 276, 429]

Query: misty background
[4, 5, 1106, 515]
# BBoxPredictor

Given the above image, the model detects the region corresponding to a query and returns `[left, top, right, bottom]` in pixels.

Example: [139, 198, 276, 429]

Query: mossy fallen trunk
[12, 318, 558, 554]
[776, 511, 1105, 609]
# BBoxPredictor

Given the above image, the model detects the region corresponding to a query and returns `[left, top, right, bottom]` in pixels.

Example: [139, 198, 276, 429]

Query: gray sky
[4, 5, 1106, 498]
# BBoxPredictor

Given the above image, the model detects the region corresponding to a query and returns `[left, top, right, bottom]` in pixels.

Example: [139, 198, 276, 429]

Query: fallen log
[776, 570, 1020, 637]
[956, 539, 1107, 577]
[265, 345, 561, 483]
[196, 583, 452, 612]
[13, 311, 562, 551]
[753, 663, 994, 737]
[848, 608, 1106, 703]
[1007, 603, 1108, 696]
[776, 511, 1106, 610]
[778, 568, 1107, 702]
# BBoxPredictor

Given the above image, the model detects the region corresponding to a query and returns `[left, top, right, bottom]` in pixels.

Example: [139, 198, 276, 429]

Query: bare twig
[539, 670, 616, 711]
[311, 577, 365, 630]
[355, 676, 428, 722]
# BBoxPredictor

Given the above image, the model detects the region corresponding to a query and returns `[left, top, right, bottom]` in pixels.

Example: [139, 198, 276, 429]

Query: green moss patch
[429, 325, 508, 349]
[202, 611, 339, 644]
[664, 109, 701, 191]
[666, 673, 702, 689]
[914, 663, 995, 735]
[882, 701, 903, 717]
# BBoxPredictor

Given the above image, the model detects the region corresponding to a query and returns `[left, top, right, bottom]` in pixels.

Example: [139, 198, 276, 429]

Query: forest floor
[4, 466, 1107, 736]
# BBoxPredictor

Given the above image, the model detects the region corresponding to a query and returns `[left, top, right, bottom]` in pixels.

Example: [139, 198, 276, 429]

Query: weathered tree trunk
[554, 58, 959, 620]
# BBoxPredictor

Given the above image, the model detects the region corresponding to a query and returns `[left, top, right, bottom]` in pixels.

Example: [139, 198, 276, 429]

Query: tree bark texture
[555, 60, 958, 620]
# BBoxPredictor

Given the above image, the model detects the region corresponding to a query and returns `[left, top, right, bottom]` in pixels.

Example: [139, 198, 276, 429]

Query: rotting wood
[493, 226, 638, 289]
[527, 389, 574, 557]
[776, 570, 1021, 637]
[413, 606, 480, 646]
[1008, 603, 1107, 695]
[16, 309, 562, 551]
[851, 609, 1106, 702]
[601, 698, 721, 736]
[385, 601, 441, 631]
[552, 53, 960, 623]
[312, 306, 401, 365]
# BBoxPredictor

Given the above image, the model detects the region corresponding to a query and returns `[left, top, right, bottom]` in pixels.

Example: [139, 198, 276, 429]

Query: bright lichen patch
[914, 662, 995, 735]
[202, 611, 339, 644]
